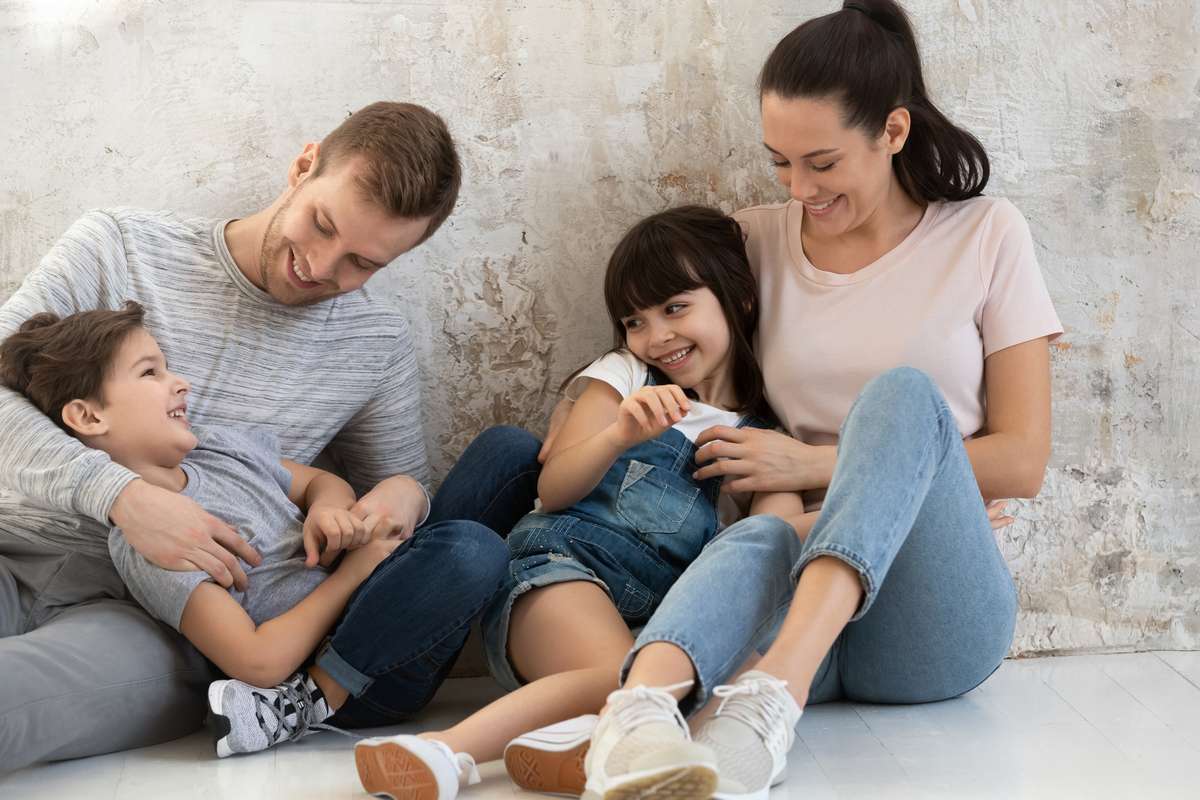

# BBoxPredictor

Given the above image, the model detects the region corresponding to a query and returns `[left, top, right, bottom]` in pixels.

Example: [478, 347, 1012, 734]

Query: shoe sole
[504, 738, 589, 796]
[355, 739, 441, 800]
[586, 764, 719, 800]
[207, 682, 234, 759]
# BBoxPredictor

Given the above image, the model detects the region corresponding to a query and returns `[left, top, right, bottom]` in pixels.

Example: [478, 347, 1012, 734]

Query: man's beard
[256, 191, 334, 307]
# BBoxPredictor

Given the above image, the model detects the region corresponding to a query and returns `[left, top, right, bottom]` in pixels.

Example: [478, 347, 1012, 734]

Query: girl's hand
[987, 499, 1015, 530]
[302, 505, 368, 567]
[336, 536, 402, 583]
[693, 426, 836, 493]
[613, 385, 691, 448]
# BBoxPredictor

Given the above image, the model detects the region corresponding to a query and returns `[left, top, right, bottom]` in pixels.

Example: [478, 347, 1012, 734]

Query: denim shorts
[480, 511, 688, 690]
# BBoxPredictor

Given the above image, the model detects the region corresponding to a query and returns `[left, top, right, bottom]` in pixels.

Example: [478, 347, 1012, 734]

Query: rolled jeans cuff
[790, 544, 877, 622]
[314, 638, 372, 698]
[619, 634, 709, 717]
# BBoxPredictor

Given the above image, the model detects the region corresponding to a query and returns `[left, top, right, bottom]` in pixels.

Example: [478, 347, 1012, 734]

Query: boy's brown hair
[0, 301, 146, 434]
[314, 101, 462, 244]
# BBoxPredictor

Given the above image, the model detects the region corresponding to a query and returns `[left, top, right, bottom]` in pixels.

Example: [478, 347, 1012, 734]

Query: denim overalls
[481, 369, 769, 689]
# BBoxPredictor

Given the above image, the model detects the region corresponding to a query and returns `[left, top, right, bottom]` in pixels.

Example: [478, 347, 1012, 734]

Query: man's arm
[0, 212, 140, 521]
[325, 316, 432, 531]
[0, 212, 259, 587]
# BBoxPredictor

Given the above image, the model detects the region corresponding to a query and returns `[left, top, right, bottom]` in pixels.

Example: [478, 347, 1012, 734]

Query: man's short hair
[315, 101, 462, 244]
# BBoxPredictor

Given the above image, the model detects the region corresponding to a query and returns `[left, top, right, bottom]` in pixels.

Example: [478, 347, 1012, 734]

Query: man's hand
[350, 474, 428, 543]
[110, 479, 261, 590]
[302, 505, 368, 567]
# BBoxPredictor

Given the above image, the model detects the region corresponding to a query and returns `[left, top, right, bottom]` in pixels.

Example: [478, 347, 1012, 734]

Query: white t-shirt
[568, 350, 744, 441]
[736, 196, 1063, 446]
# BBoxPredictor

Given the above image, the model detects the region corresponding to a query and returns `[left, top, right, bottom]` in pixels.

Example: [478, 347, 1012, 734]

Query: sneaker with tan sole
[583, 681, 717, 800]
[504, 714, 598, 796]
[355, 734, 481, 800]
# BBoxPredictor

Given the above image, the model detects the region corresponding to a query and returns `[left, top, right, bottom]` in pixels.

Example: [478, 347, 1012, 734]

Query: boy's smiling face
[67, 328, 198, 472]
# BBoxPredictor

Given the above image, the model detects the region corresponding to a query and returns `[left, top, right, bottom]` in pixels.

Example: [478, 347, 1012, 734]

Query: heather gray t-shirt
[0, 208, 429, 565]
[109, 425, 329, 631]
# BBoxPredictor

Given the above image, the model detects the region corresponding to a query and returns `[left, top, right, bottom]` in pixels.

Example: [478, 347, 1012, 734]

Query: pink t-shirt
[737, 196, 1062, 446]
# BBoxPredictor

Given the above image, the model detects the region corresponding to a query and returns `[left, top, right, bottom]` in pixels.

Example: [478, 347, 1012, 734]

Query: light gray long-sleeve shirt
[0, 208, 429, 560]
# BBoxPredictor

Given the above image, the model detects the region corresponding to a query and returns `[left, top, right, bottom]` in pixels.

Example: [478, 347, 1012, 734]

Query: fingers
[302, 528, 322, 568]
[692, 457, 752, 482]
[191, 546, 239, 590]
[212, 521, 261, 567]
[639, 390, 670, 428]
[625, 400, 652, 431]
[694, 425, 745, 447]
[668, 385, 691, 415]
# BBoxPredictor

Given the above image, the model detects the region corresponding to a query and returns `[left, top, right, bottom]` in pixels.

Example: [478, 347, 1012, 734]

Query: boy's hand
[302, 505, 368, 568]
[350, 475, 427, 542]
[111, 479, 260, 590]
[613, 385, 691, 448]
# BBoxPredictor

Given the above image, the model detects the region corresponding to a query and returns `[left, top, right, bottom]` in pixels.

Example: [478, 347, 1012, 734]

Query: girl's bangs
[608, 241, 704, 319]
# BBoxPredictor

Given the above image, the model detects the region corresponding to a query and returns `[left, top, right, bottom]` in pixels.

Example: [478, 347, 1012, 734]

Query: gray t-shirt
[0, 208, 429, 562]
[108, 425, 328, 631]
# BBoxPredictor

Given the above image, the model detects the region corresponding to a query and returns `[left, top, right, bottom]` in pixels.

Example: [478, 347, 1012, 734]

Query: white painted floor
[3, 652, 1199, 799]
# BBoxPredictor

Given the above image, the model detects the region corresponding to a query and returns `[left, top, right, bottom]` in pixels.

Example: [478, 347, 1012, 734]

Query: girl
[0, 303, 507, 759]
[522, 2, 1062, 799]
[353, 206, 783, 800]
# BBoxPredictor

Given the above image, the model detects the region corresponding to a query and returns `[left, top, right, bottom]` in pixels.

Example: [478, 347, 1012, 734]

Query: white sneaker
[583, 681, 717, 800]
[504, 714, 598, 796]
[355, 734, 481, 800]
[695, 671, 802, 800]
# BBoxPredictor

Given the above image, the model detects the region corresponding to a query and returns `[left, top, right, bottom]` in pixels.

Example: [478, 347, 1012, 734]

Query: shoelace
[712, 677, 792, 753]
[422, 738, 481, 785]
[252, 677, 352, 746]
[607, 680, 694, 737]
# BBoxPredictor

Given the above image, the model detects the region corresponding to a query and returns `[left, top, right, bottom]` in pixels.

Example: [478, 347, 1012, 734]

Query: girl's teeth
[663, 347, 693, 364]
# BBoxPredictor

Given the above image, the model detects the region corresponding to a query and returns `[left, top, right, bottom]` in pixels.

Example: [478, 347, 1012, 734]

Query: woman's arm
[179, 537, 398, 688]
[538, 380, 689, 512]
[963, 337, 1053, 500]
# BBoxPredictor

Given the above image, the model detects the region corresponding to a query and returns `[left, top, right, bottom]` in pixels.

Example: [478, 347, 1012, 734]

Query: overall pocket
[615, 460, 700, 535]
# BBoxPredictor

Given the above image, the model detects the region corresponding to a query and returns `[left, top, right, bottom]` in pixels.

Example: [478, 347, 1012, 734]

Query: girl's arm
[537, 380, 689, 512]
[963, 337, 1053, 500]
[179, 537, 397, 688]
[750, 491, 819, 540]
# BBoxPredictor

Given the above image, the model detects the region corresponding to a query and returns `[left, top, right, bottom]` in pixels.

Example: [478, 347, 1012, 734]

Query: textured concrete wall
[0, 0, 1196, 655]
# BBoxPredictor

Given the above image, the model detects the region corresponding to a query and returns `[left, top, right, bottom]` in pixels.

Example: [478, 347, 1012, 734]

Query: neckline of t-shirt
[180, 461, 200, 498]
[785, 200, 941, 287]
[212, 219, 288, 306]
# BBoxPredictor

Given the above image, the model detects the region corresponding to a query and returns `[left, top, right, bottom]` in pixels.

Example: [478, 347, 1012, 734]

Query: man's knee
[465, 425, 541, 469]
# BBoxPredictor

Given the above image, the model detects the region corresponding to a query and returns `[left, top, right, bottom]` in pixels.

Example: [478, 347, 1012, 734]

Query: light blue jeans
[621, 367, 1018, 713]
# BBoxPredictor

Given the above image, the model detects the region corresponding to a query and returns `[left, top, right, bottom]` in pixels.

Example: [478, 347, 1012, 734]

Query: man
[0, 101, 539, 770]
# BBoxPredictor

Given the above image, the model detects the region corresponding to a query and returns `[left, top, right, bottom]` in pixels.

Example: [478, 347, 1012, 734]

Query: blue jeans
[318, 426, 542, 726]
[622, 368, 1018, 713]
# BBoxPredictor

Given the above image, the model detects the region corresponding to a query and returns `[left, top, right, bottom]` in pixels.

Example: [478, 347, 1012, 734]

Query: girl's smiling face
[621, 287, 736, 408]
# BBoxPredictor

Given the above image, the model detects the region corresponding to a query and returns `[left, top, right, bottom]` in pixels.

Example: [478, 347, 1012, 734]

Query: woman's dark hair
[0, 301, 146, 434]
[591, 205, 772, 421]
[759, 0, 989, 202]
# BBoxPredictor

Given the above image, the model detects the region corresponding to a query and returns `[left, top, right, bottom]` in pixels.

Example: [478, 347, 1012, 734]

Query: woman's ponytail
[759, 0, 989, 202]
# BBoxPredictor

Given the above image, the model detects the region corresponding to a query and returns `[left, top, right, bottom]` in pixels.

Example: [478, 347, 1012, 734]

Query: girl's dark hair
[0, 301, 146, 434]
[759, 0, 988, 202]
[594, 205, 772, 421]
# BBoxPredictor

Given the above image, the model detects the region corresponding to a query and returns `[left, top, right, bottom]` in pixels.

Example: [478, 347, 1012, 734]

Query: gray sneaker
[208, 671, 334, 757]
[694, 671, 802, 800]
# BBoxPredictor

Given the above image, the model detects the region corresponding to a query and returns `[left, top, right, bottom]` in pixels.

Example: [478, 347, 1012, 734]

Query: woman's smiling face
[761, 93, 909, 237]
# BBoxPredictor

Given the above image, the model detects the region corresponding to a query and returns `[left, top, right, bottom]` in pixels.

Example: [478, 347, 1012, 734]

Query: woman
[519, 2, 1061, 800]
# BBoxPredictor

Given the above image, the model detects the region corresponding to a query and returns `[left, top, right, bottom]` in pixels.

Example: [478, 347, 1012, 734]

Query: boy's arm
[750, 491, 819, 540]
[281, 460, 366, 567]
[179, 538, 397, 688]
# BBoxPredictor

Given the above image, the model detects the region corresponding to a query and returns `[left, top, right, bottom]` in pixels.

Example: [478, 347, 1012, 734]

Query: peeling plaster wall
[1, 0, 1197, 655]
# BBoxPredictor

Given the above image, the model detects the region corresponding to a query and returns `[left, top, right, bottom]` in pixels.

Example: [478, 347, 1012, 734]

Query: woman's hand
[692, 426, 836, 494]
[612, 385, 691, 448]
